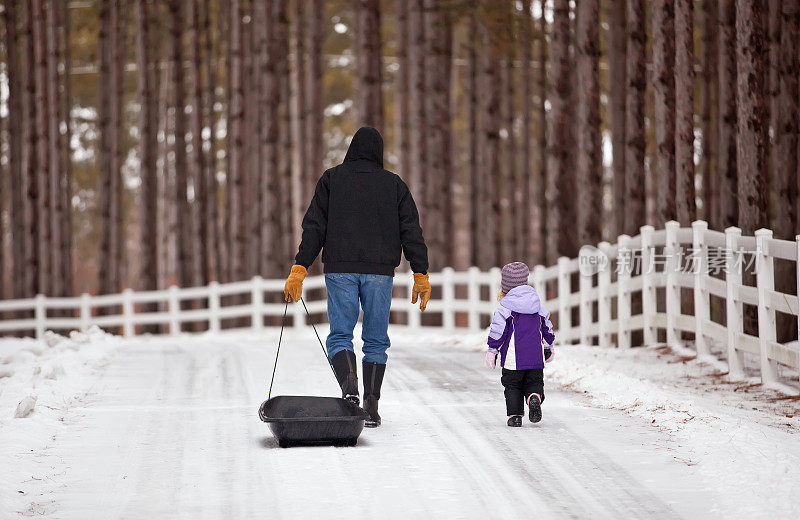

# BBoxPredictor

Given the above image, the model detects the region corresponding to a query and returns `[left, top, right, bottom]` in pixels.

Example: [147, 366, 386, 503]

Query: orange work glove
[284, 265, 307, 302]
[411, 272, 431, 311]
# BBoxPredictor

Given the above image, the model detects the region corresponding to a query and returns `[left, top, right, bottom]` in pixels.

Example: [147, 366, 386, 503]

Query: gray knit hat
[501, 262, 530, 294]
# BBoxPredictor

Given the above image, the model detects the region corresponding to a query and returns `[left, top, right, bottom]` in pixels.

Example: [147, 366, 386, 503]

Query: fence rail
[1, 220, 798, 386]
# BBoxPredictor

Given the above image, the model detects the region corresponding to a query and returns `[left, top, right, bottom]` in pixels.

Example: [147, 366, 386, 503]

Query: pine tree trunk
[60, 0, 73, 295]
[169, 0, 192, 289]
[575, 0, 602, 247]
[22, 0, 38, 297]
[4, 1, 27, 298]
[653, 0, 676, 225]
[478, 2, 503, 268]
[270, 0, 290, 277]
[717, 0, 738, 228]
[766, 0, 780, 167]
[203, 0, 221, 282]
[624, 0, 646, 236]
[157, 62, 172, 289]
[396, 0, 410, 179]
[467, 2, 478, 267]
[137, 0, 159, 302]
[0, 98, 3, 299]
[45, 0, 62, 296]
[257, 0, 275, 276]
[735, 0, 768, 235]
[188, 0, 208, 284]
[424, 0, 452, 270]
[355, 0, 383, 129]
[98, 0, 116, 295]
[280, 35, 294, 269]
[609, 0, 627, 238]
[423, 0, 437, 268]
[502, 4, 517, 262]
[243, 12, 257, 280]
[701, 0, 718, 227]
[536, 0, 547, 265]
[305, 0, 324, 185]
[772, 0, 799, 342]
[409, 0, 427, 222]
[33, 0, 51, 294]
[546, 0, 577, 263]
[674, 0, 695, 225]
[520, 0, 536, 266]
[227, 0, 244, 281]
[33, 0, 52, 294]
[291, 0, 307, 247]
[772, 1, 799, 239]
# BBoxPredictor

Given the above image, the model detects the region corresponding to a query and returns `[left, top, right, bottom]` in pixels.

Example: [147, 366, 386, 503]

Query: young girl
[485, 262, 556, 427]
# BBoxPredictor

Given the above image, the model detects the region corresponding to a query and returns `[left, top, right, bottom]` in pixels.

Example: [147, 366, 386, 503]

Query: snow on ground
[0, 326, 798, 519]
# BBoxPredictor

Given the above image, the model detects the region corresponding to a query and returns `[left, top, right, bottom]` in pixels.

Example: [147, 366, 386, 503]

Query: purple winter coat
[487, 285, 555, 370]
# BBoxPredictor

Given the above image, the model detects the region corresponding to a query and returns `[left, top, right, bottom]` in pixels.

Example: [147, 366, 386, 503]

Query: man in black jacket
[284, 127, 430, 427]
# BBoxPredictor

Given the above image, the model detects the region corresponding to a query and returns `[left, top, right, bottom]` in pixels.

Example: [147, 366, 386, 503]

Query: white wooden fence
[0, 220, 798, 386]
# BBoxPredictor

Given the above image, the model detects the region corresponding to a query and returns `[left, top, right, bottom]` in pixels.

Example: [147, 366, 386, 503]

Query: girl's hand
[485, 351, 497, 369]
[544, 347, 554, 363]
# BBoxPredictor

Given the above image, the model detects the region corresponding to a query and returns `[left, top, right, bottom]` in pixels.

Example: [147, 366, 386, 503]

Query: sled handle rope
[267, 297, 337, 400]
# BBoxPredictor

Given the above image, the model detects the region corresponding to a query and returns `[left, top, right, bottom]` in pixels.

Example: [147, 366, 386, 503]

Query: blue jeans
[325, 273, 393, 364]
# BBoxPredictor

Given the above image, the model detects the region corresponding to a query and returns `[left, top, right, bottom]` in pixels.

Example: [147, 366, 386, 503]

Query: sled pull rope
[267, 301, 289, 400]
[267, 298, 337, 400]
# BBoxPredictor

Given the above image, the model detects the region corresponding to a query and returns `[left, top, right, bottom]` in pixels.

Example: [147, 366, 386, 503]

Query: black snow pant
[501, 368, 545, 416]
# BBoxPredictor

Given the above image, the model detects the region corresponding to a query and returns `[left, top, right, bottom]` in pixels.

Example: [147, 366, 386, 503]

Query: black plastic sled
[259, 395, 370, 448]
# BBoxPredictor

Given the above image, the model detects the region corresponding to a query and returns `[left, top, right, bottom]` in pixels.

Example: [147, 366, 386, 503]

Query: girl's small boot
[362, 361, 386, 427]
[527, 393, 542, 423]
[331, 350, 360, 406]
[507, 416, 523, 427]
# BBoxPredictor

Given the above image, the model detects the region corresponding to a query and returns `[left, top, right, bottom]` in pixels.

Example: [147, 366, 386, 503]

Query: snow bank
[545, 345, 800, 518]
[0, 326, 121, 516]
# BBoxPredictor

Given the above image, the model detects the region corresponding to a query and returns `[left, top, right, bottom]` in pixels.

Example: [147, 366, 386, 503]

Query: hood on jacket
[343, 126, 384, 167]
[499, 284, 543, 315]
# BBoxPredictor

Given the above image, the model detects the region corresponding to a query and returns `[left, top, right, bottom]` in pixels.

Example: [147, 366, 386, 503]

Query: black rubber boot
[331, 350, 359, 406]
[507, 416, 523, 427]
[527, 394, 542, 423]
[362, 361, 386, 428]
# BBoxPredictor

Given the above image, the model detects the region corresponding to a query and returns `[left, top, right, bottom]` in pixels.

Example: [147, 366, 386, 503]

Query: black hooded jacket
[294, 127, 429, 276]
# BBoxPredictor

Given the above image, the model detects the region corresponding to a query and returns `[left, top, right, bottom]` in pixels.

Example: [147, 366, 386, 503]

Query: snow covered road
[2, 328, 798, 519]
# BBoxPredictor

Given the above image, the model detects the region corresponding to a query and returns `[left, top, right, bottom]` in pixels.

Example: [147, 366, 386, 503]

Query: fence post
[34, 294, 46, 340]
[467, 266, 480, 330]
[557, 258, 570, 345]
[755, 228, 777, 386]
[797, 235, 800, 370]
[80, 293, 91, 332]
[293, 294, 306, 329]
[532, 265, 544, 303]
[640, 225, 656, 345]
[692, 220, 710, 357]
[209, 281, 221, 333]
[489, 267, 501, 300]
[725, 227, 745, 379]
[665, 220, 681, 346]
[442, 267, 455, 331]
[597, 242, 611, 347]
[122, 288, 134, 338]
[251, 276, 263, 333]
[579, 256, 591, 346]
[617, 235, 631, 349]
[168, 285, 180, 336]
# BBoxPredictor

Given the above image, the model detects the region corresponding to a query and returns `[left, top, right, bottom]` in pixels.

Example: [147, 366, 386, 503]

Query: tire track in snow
[392, 343, 680, 519]
[386, 365, 520, 518]
[392, 364, 542, 518]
